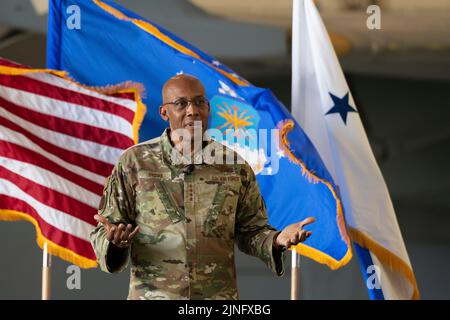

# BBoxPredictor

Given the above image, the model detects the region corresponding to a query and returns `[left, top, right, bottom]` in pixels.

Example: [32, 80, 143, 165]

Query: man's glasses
[162, 96, 209, 111]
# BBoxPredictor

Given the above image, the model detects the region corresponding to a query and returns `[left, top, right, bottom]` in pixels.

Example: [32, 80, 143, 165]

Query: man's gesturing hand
[274, 217, 316, 250]
[94, 214, 140, 249]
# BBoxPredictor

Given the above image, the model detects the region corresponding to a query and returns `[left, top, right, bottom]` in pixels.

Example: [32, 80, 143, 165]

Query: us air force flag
[291, 0, 419, 299]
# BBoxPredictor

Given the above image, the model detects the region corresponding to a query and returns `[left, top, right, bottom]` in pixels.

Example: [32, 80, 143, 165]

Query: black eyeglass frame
[161, 96, 209, 110]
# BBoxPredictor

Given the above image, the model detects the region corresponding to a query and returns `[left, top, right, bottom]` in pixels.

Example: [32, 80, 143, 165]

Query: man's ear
[159, 105, 169, 121]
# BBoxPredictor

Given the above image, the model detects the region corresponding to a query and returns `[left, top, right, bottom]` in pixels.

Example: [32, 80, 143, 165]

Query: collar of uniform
[160, 128, 216, 166]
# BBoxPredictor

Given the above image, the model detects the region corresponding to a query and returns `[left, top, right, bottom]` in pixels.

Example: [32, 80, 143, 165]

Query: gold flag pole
[42, 242, 52, 300]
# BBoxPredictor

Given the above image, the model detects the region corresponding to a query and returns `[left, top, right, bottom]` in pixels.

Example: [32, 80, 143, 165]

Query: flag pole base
[42, 242, 52, 300]
[291, 249, 301, 300]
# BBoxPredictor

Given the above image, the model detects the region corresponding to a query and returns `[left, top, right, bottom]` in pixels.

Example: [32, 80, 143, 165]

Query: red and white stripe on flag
[0, 58, 146, 268]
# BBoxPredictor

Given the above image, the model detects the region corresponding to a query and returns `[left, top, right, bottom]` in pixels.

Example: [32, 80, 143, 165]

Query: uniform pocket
[202, 176, 241, 239]
[135, 170, 183, 234]
[155, 180, 185, 224]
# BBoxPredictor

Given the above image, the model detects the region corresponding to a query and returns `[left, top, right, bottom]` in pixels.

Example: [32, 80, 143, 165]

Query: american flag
[0, 58, 145, 268]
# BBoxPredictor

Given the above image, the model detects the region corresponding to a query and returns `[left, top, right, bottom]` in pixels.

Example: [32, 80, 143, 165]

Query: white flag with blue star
[291, 0, 419, 299]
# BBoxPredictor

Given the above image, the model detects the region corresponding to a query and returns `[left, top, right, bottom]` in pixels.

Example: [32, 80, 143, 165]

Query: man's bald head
[162, 74, 205, 104]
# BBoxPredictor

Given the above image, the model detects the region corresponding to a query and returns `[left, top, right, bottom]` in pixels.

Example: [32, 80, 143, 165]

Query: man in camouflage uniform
[90, 74, 314, 300]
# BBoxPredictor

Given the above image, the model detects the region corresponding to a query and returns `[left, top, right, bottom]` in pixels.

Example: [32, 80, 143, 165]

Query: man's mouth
[185, 121, 202, 128]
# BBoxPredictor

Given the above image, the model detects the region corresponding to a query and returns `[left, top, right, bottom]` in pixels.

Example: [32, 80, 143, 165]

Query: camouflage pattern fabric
[90, 129, 285, 300]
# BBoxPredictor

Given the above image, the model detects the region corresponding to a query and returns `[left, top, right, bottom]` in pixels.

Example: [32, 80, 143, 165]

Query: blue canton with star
[325, 92, 357, 125]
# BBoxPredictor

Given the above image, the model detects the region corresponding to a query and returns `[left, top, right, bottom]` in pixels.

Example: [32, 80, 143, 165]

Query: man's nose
[186, 102, 200, 117]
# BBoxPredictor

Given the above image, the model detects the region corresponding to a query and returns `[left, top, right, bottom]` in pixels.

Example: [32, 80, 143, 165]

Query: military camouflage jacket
[90, 129, 285, 300]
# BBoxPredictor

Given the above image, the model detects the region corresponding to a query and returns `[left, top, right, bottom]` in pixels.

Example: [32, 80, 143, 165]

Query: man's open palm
[94, 214, 140, 248]
[275, 217, 316, 248]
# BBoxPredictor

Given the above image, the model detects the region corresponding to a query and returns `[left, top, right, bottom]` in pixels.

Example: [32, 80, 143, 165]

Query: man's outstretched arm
[89, 160, 139, 273]
[235, 164, 315, 276]
[234, 164, 285, 276]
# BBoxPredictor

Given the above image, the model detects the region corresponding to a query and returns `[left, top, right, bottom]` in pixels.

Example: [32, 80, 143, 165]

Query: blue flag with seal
[47, 0, 352, 269]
